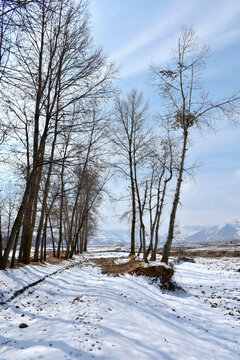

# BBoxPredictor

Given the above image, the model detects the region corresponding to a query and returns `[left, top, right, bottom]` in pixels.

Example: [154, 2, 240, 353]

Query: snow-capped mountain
[182, 226, 219, 244]
[89, 220, 240, 247]
[181, 220, 240, 244]
[89, 229, 133, 247]
[173, 225, 216, 243]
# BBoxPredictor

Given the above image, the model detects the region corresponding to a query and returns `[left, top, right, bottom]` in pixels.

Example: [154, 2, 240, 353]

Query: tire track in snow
[1, 259, 84, 306]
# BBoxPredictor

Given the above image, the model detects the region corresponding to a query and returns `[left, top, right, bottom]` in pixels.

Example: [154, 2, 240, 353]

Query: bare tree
[0, 205, 2, 263]
[150, 27, 240, 264]
[0, 0, 115, 269]
[111, 89, 150, 255]
[0, 182, 19, 239]
[0, 0, 32, 145]
[146, 128, 177, 261]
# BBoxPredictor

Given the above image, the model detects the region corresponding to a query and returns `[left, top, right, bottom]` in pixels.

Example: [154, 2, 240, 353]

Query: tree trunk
[57, 146, 68, 258]
[21, 167, 42, 264]
[0, 174, 34, 269]
[10, 230, 20, 268]
[34, 129, 58, 261]
[161, 131, 188, 264]
[130, 163, 136, 255]
[151, 212, 160, 261]
[43, 215, 47, 261]
[49, 215, 56, 257]
[0, 213, 2, 268]
[137, 226, 142, 257]
[83, 216, 88, 252]
[141, 221, 147, 262]
[151, 177, 170, 261]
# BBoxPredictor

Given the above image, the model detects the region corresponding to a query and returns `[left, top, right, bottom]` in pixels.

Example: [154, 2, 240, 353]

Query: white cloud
[112, 2, 189, 62]
[228, 197, 240, 207]
[119, 36, 177, 78]
[234, 169, 240, 178]
[110, 0, 240, 79]
[178, 209, 239, 227]
[195, 0, 240, 47]
[190, 126, 240, 159]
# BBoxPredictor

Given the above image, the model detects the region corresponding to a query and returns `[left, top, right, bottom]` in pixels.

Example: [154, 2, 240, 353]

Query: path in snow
[0, 252, 239, 360]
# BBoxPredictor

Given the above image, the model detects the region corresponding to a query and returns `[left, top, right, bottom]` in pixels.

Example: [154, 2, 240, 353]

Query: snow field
[0, 251, 239, 359]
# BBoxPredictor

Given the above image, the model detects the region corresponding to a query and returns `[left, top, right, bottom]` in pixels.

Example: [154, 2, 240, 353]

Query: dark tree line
[0, 0, 115, 269]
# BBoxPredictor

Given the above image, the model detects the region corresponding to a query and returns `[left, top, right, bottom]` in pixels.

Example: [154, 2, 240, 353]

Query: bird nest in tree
[173, 110, 196, 128]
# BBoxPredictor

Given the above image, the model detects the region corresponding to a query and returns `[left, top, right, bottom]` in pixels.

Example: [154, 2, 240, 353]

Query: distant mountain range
[89, 220, 240, 247]
[184, 220, 240, 243]
[175, 219, 240, 244]
[89, 229, 131, 247]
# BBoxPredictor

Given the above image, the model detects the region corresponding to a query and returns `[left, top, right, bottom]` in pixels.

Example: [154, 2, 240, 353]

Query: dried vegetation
[90, 256, 175, 290]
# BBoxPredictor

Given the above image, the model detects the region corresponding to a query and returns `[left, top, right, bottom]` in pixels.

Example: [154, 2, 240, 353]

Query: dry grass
[5, 251, 68, 269]
[90, 255, 140, 275]
[90, 255, 175, 290]
[44, 256, 63, 264]
[5, 260, 25, 269]
[103, 258, 141, 276]
[170, 249, 240, 258]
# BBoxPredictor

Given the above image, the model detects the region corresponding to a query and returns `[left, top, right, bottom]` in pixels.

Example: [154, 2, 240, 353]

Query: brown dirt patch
[44, 256, 63, 264]
[102, 259, 142, 276]
[5, 261, 26, 269]
[90, 255, 140, 275]
[4, 251, 68, 269]
[91, 256, 175, 290]
[130, 265, 174, 288]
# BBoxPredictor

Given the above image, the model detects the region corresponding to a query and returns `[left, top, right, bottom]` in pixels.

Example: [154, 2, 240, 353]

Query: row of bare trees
[0, 0, 115, 269]
[111, 28, 240, 264]
[111, 89, 178, 262]
[0, 1, 239, 269]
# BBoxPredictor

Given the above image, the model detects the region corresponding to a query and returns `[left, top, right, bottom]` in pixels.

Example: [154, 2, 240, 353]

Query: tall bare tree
[0, 1, 34, 145]
[111, 89, 150, 255]
[150, 27, 240, 264]
[0, 0, 115, 269]
[146, 128, 177, 261]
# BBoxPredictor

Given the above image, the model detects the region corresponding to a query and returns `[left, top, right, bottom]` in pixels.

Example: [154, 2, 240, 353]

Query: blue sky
[89, 0, 240, 229]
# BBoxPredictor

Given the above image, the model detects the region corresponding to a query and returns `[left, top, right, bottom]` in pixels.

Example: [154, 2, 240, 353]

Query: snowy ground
[0, 250, 239, 360]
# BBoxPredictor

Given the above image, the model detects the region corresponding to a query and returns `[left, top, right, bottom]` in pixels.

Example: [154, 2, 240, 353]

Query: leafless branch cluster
[150, 27, 240, 263]
[0, 0, 116, 269]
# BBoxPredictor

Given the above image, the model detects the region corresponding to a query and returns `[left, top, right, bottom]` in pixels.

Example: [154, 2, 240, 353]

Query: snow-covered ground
[0, 251, 239, 360]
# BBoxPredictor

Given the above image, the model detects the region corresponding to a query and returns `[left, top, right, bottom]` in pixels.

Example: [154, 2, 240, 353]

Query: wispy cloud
[109, 0, 240, 79]
[112, 2, 189, 62]
[179, 209, 239, 226]
[195, 0, 240, 46]
[119, 36, 177, 78]
[234, 170, 240, 178]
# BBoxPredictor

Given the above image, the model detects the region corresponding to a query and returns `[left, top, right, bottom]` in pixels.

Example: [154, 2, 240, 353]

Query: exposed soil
[130, 265, 175, 290]
[90, 256, 175, 290]
[91, 256, 141, 275]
